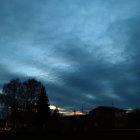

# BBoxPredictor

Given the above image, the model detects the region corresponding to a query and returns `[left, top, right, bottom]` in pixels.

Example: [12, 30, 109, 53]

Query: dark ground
[0, 129, 140, 140]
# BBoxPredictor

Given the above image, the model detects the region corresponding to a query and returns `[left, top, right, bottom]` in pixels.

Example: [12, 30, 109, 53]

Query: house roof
[89, 106, 126, 114]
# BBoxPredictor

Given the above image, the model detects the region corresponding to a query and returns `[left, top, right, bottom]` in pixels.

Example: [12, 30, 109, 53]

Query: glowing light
[49, 105, 64, 111]
[49, 105, 85, 116]
[49, 105, 56, 110]
[70, 111, 87, 116]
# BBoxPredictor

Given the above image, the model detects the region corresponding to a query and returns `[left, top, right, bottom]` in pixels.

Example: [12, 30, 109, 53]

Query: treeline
[0, 78, 59, 131]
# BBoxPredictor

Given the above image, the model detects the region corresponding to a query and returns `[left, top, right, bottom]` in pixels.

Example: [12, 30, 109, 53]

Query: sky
[0, 0, 140, 114]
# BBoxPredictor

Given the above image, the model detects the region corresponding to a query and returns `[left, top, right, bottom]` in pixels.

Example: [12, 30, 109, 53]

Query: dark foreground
[0, 129, 140, 140]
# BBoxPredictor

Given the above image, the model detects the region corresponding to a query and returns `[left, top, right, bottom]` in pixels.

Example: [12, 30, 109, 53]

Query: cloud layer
[0, 0, 140, 112]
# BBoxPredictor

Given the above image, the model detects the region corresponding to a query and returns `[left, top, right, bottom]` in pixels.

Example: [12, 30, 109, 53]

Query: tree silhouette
[11, 100, 20, 130]
[1, 78, 43, 111]
[37, 86, 50, 127]
[1, 79, 22, 128]
[0, 78, 46, 129]
[22, 79, 42, 111]
[2, 78, 22, 107]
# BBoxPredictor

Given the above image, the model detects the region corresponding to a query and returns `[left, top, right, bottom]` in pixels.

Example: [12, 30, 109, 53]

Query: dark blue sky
[0, 0, 140, 113]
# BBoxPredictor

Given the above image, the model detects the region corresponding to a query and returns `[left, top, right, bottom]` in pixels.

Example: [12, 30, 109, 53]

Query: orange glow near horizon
[49, 105, 86, 116]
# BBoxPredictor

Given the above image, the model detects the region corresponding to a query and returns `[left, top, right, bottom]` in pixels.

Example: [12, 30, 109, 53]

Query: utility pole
[82, 104, 83, 116]
[73, 109, 76, 116]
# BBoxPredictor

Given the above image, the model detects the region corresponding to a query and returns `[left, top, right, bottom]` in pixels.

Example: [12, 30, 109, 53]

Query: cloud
[0, 0, 140, 113]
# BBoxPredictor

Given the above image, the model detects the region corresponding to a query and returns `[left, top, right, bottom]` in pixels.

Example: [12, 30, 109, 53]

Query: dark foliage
[22, 79, 42, 111]
[1, 78, 43, 111]
[2, 78, 22, 107]
[37, 86, 50, 125]
[0, 78, 51, 130]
